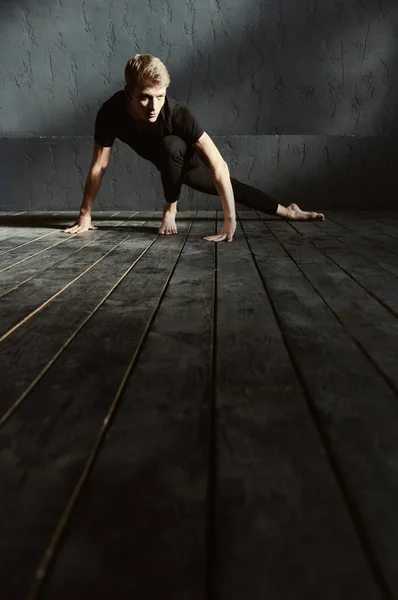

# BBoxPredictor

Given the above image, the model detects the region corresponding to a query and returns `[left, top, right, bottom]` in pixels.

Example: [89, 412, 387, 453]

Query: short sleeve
[94, 104, 115, 147]
[172, 105, 204, 146]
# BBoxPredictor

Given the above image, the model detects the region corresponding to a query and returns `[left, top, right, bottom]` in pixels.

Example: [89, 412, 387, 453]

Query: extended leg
[182, 154, 325, 220]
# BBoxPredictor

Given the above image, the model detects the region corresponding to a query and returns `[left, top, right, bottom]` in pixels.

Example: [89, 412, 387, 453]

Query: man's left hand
[204, 218, 236, 243]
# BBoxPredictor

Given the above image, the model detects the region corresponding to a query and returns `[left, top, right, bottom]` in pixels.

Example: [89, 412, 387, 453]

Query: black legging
[156, 135, 279, 215]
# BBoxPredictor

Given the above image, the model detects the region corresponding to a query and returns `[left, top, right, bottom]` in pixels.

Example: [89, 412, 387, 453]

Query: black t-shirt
[94, 90, 204, 168]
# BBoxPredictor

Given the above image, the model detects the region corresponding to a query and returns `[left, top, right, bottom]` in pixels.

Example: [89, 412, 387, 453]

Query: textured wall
[0, 0, 397, 210]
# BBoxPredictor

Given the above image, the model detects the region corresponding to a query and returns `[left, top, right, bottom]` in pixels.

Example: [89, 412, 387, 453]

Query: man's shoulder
[166, 95, 181, 108]
[98, 90, 125, 114]
[166, 96, 196, 124]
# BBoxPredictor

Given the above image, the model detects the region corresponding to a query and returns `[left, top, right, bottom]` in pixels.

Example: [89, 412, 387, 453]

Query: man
[65, 54, 324, 242]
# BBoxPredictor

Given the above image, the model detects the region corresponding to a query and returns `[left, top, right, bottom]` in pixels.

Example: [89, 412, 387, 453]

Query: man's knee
[160, 135, 187, 160]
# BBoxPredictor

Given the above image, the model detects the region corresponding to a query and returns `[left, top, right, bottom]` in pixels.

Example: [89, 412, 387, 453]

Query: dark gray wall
[0, 0, 397, 211]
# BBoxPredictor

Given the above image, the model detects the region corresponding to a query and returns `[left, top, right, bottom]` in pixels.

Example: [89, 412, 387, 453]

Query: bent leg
[158, 135, 192, 203]
[157, 135, 192, 234]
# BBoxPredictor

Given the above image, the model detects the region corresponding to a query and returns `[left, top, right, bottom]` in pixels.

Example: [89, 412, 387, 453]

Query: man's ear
[124, 84, 134, 98]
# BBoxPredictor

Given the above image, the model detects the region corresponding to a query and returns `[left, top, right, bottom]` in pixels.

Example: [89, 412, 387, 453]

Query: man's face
[128, 82, 167, 123]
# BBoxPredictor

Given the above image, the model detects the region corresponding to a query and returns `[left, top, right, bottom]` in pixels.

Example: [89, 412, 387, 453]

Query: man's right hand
[64, 214, 97, 234]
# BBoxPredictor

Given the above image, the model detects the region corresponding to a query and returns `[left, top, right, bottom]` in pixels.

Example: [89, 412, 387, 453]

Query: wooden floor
[1, 210, 398, 600]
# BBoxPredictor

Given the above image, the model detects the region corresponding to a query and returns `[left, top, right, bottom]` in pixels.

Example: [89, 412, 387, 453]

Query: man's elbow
[213, 160, 229, 182]
[91, 164, 108, 177]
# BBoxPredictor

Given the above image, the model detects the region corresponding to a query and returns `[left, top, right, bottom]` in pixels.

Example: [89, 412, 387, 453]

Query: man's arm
[193, 132, 236, 242]
[64, 142, 112, 234]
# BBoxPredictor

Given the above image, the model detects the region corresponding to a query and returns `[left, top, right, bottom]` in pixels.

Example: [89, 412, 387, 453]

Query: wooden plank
[31, 213, 215, 599]
[272, 219, 398, 393]
[0, 212, 60, 232]
[343, 213, 398, 239]
[328, 212, 398, 252]
[0, 232, 86, 272]
[0, 215, 163, 418]
[295, 218, 398, 279]
[242, 216, 398, 597]
[0, 213, 157, 339]
[0, 215, 198, 600]
[286, 219, 398, 317]
[362, 212, 398, 230]
[0, 214, 138, 299]
[0, 228, 49, 242]
[318, 216, 398, 259]
[236, 209, 264, 221]
[0, 212, 119, 238]
[209, 218, 383, 599]
[0, 217, 131, 268]
[326, 211, 398, 239]
[0, 231, 60, 252]
[52, 211, 123, 231]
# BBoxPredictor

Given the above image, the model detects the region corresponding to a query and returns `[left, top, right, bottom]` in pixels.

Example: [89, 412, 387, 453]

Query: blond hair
[124, 54, 170, 94]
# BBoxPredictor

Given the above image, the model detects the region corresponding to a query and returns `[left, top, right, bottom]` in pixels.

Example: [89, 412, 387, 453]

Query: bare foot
[158, 210, 178, 235]
[285, 203, 325, 221]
